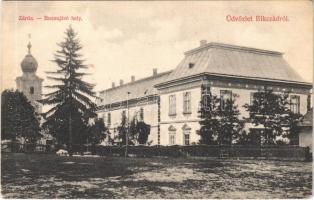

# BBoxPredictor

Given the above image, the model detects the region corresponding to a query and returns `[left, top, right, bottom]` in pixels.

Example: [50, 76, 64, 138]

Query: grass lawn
[1, 153, 312, 199]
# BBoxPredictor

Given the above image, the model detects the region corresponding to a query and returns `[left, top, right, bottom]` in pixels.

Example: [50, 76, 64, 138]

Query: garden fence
[1, 142, 310, 161]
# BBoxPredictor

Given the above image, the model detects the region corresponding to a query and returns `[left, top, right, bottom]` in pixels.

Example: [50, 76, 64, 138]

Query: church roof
[99, 70, 172, 105]
[21, 42, 38, 73]
[159, 42, 310, 86]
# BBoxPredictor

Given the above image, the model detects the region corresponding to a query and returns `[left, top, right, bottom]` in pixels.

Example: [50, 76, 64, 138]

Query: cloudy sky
[2, 1, 312, 94]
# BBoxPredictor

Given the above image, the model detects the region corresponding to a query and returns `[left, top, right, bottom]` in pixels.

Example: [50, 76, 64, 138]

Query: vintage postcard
[1, 0, 313, 199]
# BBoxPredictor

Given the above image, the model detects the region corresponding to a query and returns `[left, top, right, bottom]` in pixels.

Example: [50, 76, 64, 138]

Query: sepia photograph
[1, 1, 313, 199]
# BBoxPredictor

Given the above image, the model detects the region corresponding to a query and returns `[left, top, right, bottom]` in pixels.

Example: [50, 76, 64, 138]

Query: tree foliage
[244, 87, 302, 145]
[198, 84, 220, 144]
[1, 89, 41, 143]
[87, 118, 107, 146]
[216, 94, 244, 145]
[198, 84, 244, 145]
[39, 26, 97, 155]
[117, 112, 129, 145]
[129, 116, 151, 145]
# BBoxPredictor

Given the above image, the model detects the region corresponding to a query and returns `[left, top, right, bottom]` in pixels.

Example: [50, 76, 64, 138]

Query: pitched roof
[99, 70, 172, 105]
[161, 42, 309, 85]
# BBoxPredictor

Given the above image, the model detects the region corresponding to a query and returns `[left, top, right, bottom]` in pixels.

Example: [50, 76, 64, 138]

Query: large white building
[97, 41, 312, 146]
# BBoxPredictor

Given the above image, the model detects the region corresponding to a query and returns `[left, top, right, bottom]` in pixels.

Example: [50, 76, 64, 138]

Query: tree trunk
[125, 128, 128, 158]
[69, 111, 73, 156]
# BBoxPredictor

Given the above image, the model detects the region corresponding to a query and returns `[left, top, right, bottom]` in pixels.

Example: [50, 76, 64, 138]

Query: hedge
[2, 142, 309, 161]
[94, 144, 309, 160]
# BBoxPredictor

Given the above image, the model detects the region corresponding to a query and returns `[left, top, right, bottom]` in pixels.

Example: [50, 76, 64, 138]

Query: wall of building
[159, 87, 202, 145]
[159, 121, 200, 145]
[158, 83, 310, 146]
[97, 101, 159, 145]
[16, 76, 42, 102]
[211, 86, 309, 117]
[299, 127, 312, 152]
[160, 87, 201, 123]
[16, 74, 43, 113]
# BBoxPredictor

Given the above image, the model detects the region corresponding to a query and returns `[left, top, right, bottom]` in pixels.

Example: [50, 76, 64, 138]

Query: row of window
[169, 90, 233, 115]
[169, 90, 301, 115]
[169, 92, 192, 115]
[102, 91, 300, 127]
[169, 129, 190, 145]
[103, 107, 144, 126]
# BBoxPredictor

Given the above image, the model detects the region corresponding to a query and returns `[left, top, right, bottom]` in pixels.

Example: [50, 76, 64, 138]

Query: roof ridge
[99, 70, 172, 93]
[160, 41, 309, 86]
[185, 42, 283, 56]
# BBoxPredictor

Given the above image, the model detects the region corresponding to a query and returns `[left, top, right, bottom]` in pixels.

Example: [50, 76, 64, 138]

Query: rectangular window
[30, 87, 34, 95]
[183, 130, 190, 145]
[139, 108, 144, 121]
[183, 92, 191, 114]
[169, 131, 176, 145]
[199, 84, 213, 111]
[250, 92, 255, 105]
[220, 90, 232, 110]
[169, 95, 176, 115]
[107, 113, 111, 127]
[290, 95, 300, 114]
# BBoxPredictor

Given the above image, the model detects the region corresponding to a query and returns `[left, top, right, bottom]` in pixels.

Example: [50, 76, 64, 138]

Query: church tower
[16, 41, 43, 113]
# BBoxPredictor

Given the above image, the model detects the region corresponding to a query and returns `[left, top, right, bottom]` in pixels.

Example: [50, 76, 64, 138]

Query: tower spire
[27, 33, 32, 54]
[21, 33, 38, 73]
[27, 42, 32, 54]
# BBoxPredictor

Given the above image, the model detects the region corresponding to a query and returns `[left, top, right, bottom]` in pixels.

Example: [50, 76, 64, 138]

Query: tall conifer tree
[40, 26, 97, 155]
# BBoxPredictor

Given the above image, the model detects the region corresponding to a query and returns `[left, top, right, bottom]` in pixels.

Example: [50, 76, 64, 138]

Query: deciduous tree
[244, 87, 302, 145]
[1, 89, 41, 143]
[117, 112, 130, 145]
[217, 94, 244, 145]
[129, 116, 151, 145]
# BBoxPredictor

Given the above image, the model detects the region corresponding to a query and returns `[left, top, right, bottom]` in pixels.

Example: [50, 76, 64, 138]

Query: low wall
[95, 145, 310, 161]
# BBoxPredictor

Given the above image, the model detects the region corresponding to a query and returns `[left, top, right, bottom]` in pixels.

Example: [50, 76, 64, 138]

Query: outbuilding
[298, 108, 313, 152]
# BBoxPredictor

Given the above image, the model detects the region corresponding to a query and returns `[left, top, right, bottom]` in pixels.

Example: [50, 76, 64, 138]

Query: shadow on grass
[1, 153, 312, 199]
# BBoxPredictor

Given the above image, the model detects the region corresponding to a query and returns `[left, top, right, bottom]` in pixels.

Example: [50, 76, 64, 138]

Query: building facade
[16, 42, 43, 113]
[298, 108, 312, 152]
[97, 70, 171, 145]
[97, 41, 312, 146]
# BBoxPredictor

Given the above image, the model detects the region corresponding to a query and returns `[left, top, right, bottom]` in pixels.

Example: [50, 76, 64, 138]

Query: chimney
[200, 40, 207, 47]
[153, 68, 157, 76]
[112, 82, 115, 88]
[131, 76, 135, 82]
[119, 79, 124, 86]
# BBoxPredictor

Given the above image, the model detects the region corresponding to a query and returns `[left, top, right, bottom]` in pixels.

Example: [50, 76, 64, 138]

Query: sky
[1, 1, 313, 95]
